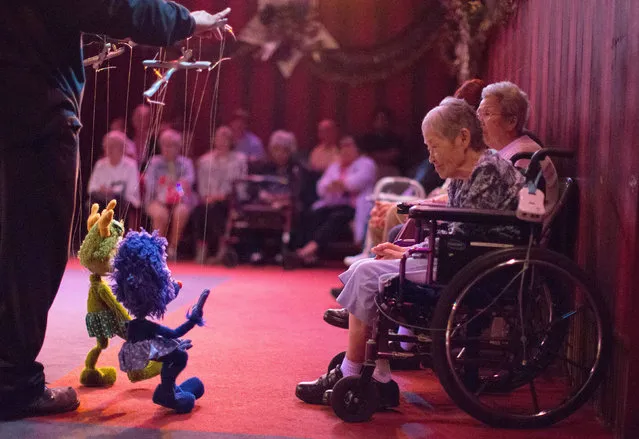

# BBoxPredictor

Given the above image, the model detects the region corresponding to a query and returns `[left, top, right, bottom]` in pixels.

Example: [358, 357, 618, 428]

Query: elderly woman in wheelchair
[296, 97, 611, 428]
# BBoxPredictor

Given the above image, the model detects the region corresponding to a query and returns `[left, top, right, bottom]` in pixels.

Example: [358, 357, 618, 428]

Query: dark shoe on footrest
[296, 364, 344, 404]
[388, 341, 424, 370]
[323, 307, 349, 329]
[376, 379, 400, 408]
[323, 378, 400, 409]
[1, 386, 80, 420]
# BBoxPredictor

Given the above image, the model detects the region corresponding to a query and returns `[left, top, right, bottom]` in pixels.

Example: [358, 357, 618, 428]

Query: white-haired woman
[87, 130, 141, 222]
[246, 130, 309, 263]
[192, 125, 248, 264]
[477, 81, 558, 213]
[144, 129, 196, 259]
[295, 97, 525, 410]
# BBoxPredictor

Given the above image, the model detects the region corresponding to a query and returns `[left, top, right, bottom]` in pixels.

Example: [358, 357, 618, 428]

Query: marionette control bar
[83, 41, 135, 69]
[142, 49, 211, 102]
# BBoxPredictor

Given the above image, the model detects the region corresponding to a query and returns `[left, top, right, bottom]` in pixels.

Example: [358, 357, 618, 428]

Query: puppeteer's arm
[51, 0, 196, 47]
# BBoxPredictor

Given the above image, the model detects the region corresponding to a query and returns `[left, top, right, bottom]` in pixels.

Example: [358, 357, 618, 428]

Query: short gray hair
[268, 130, 297, 153]
[422, 97, 485, 151]
[159, 128, 182, 146]
[481, 81, 530, 134]
[102, 130, 127, 149]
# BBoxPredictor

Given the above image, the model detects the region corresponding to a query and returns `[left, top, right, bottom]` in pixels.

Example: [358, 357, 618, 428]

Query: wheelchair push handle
[525, 148, 574, 181]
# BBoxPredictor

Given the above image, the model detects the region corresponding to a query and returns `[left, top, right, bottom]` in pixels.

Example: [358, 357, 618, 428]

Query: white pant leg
[337, 257, 429, 325]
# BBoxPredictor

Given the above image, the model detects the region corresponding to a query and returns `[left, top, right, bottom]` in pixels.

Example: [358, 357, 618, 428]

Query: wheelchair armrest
[396, 200, 442, 214]
[408, 205, 528, 226]
[396, 201, 415, 215]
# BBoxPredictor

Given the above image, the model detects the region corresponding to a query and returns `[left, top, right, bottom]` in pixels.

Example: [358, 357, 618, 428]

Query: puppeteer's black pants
[0, 116, 79, 410]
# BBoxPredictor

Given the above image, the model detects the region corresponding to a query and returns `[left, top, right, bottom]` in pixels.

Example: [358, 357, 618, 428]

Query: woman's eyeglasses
[477, 109, 503, 119]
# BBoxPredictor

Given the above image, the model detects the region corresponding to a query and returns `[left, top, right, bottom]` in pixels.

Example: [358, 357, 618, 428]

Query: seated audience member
[344, 79, 486, 266]
[130, 104, 153, 166]
[477, 81, 558, 213]
[87, 130, 141, 222]
[308, 119, 340, 173]
[251, 130, 301, 179]
[229, 108, 266, 163]
[359, 107, 403, 178]
[295, 136, 376, 264]
[250, 130, 309, 209]
[108, 117, 137, 161]
[296, 97, 525, 408]
[248, 130, 307, 263]
[144, 129, 196, 259]
[192, 126, 248, 264]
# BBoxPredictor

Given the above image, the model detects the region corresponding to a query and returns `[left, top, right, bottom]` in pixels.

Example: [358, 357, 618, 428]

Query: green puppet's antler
[87, 199, 119, 237]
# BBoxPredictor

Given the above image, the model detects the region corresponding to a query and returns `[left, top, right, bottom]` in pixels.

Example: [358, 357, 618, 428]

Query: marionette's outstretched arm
[147, 289, 210, 339]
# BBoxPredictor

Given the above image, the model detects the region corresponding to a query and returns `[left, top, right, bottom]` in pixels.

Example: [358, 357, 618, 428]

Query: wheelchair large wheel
[431, 247, 611, 429]
[331, 376, 380, 423]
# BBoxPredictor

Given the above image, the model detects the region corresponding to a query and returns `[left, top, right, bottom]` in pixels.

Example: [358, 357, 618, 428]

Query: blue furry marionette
[112, 229, 210, 414]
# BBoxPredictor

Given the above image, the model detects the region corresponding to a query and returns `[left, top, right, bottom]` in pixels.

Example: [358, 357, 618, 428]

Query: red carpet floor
[0, 260, 613, 439]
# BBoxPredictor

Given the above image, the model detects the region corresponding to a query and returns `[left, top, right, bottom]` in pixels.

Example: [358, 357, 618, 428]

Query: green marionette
[77, 200, 161, 386]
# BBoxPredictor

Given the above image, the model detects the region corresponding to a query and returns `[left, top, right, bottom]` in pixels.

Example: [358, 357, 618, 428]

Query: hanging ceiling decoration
[237, 0, 339, 78]
[233, 0, 518, 85]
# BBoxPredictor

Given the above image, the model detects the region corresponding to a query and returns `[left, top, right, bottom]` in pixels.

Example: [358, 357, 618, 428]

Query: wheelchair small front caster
[330, 375, 380, 423]
[222, 248, 239, 268]
[327, 351, 346, 373]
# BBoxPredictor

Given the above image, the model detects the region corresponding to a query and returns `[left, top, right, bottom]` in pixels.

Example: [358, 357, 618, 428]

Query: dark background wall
[484, 1, 639, 437]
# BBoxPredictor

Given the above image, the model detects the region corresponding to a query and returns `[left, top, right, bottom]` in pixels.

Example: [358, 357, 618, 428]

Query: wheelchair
[325, 149, 612, 428]
[219, 174, 294, 267]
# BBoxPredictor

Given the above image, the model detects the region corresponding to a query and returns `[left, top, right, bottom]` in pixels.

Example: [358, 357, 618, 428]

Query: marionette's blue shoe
[152, 384, 195, 413]
[178, 377, 204, 400]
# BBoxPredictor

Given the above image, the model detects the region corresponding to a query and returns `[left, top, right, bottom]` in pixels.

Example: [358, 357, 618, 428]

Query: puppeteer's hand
[191, 8, 231, 38]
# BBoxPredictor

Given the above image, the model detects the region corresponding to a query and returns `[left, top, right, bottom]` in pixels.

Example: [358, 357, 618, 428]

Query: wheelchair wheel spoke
[551, 352, 592, 372]
[529, 379, 540, 413]
[474, 380, 489, 397]
[534, 306, 586, 335]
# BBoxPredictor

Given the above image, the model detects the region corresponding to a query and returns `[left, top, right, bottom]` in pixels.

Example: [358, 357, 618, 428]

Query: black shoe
[323, 378, 400, 409]
[323, 307, 349, 329]
[376, 379, 400, 408]
[0, 387, 79, 420]
[330, 287, 343, 299]
[296, 364, 344, 404]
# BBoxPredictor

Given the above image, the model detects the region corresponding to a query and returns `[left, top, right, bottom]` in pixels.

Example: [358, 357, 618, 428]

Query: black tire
[431, 247, 611, 429]
[222, 248, 239, 268]
[328, 351, 346, 373]
[331, 376, 380, 423]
